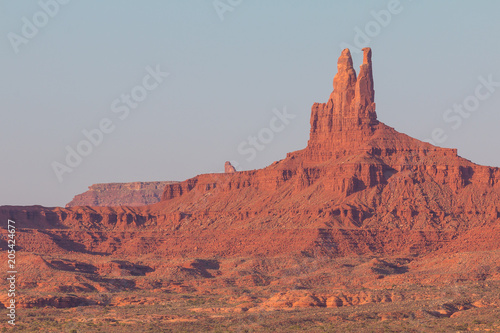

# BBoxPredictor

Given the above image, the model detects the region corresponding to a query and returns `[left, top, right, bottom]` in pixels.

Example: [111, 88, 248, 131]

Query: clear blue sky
[1, 0, 500, 207]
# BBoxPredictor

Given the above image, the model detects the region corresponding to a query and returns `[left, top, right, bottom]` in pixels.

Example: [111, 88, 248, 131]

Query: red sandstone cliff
[66, 181, 177, 207]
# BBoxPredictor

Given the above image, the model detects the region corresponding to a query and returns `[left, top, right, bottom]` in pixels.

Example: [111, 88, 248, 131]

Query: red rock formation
[306, 47, 378, 162]
[66, 181, 177, 207]
[2, 49, 500, 325]
[158, 47, 500, 234]
[1, 47, 499, 256]
[224, 161, 236, 173]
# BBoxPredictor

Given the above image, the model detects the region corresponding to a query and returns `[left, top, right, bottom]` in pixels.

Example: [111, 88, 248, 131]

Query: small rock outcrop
[225, 161, 236, 173]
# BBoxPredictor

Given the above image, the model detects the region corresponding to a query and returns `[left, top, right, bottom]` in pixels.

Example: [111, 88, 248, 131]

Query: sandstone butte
[1, 48, 500, 331]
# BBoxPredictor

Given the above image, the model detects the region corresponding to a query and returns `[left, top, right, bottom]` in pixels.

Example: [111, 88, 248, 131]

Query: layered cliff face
[66, 181, 177, 207]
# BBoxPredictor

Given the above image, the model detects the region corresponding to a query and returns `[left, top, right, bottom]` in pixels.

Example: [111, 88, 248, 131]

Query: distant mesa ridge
[66, 181, 177, 207]
[66, 161, 236, 207]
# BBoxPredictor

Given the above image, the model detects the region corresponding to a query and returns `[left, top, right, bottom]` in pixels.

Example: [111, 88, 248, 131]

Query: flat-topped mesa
[66, 181, 176, 207]
[307, 48, 378, 161]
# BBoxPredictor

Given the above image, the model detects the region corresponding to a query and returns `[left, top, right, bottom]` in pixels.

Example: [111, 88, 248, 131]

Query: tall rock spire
[353, 47, 377, 124]
[328, 48, 357, 115]
[306, 48, 379, 161]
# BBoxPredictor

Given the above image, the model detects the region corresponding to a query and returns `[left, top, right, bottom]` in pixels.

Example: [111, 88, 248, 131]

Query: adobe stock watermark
[6, 220, 17, 326]
[7, 0, 71, 54]
[426, 74, 500, 146]
[340, 0, 410, 54]
[51, 65, 169, 183]
[213, 0, 242, 21]
[233, 107, 295, 167]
